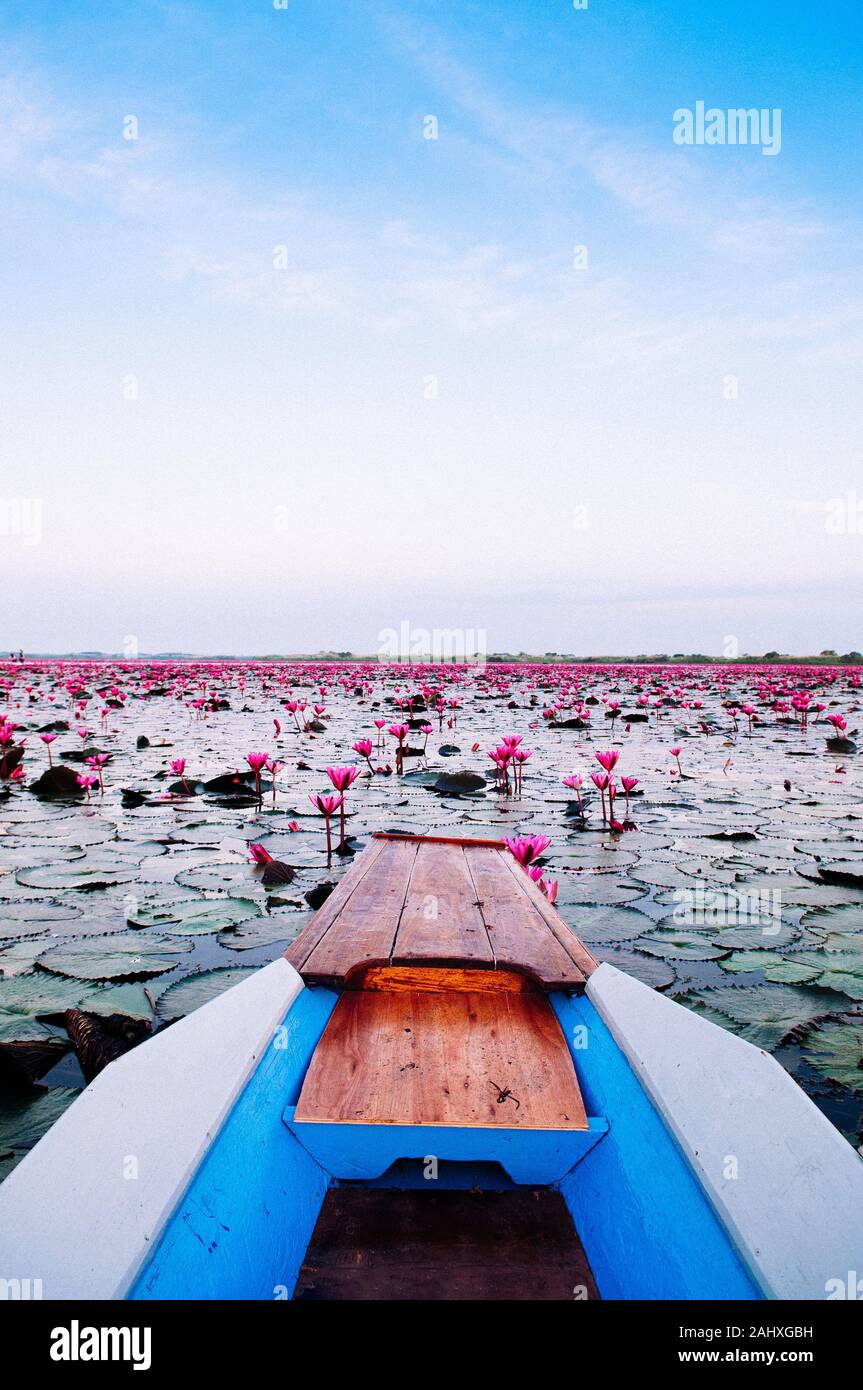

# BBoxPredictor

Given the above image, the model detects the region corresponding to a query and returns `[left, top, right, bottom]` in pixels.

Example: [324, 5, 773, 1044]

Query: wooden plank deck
[293, 1188, 601, 1301]
[285, 834, 596, 991]
[293, 987, 588, 1130]
[293, 1188, 601, 1300]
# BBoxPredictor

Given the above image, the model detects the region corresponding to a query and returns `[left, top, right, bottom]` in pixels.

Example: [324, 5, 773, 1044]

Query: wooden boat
[1, 832, 862, 1301]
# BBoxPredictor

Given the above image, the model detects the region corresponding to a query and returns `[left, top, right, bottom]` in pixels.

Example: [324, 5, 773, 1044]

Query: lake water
[1, 659, 861, 1176]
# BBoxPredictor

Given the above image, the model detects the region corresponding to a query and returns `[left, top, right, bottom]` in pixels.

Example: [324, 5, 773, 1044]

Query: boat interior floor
[293, 1186, 601, 1301]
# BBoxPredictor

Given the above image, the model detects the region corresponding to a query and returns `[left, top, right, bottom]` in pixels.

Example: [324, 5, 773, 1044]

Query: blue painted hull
[130, 985, 759, 1302]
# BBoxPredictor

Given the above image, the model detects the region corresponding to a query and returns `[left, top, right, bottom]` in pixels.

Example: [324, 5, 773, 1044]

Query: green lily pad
[0, 900, 83, 941]
[0, 1088, 80, 1174]
[707, 922, 802, 951]
[173, 862, 250, 893]
[0, 941, 51, 976]
[682, 984, 846, 1050]
[590, 946, 675, 990]
[127, 896, 262, 935]
[37, 933, 190, 981]
[719, 951, 821, 985]
[571, 906, 656, 945]
[638, 929, 728, 960]
[804, 1024, 863, 1092]
[15, 857, 139, 891]
[0, 1010, 65, 1045]
[156, 966, 257, 1022]
[800, 905, 863, 932]
[218, 913, 308, 950]
[0, 972, 91, 1017]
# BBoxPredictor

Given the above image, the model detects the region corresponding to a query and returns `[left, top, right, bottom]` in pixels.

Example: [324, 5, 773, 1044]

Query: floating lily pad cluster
[1, 656, 862, 1168]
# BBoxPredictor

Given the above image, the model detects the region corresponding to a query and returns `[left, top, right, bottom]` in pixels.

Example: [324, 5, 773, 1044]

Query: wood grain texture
[293, 1188, 602, 1301]
[284, 836, 389, 973]
[294, 988, 588, 1130]
[498, 850, 599, 979]
[299, 839, 419, 984]
[372, 831, 508, 849]
[351, 966, 538, 994]
[393, 841, 493, 965]
[287, 836, 594, 992]
[465, 847, 587, 987]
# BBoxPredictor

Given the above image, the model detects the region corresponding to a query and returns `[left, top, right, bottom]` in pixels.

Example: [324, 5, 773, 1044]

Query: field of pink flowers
[1, 658, 861, 1175]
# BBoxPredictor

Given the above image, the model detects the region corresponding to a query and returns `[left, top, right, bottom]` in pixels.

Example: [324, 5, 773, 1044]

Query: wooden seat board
[392, 841, 494, 966]
[464, 847, 587, 987]
[294, 988, 588, 1131]
[496, 849, 598, 981]
[285, 835, 596, 992]
[299, 839, 419, 981]
[285, 836, 390, 975]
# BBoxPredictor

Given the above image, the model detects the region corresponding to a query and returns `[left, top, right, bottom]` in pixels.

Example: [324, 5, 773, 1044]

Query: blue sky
[1, 0, 862, 655]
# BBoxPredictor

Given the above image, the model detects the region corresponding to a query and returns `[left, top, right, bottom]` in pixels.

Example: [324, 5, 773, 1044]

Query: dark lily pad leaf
[638, 929, 728, 961]
[15, 857, 140, 891]
[218, 914, 308, 951]
[432, 771, 486, 795]
[37, 933, 190, 981]
[682, 984, 846, 1050]
[28, 766, 86, 799]
[804, 1024, 863, 1092]
[155, 966, 257, 1022]
[590, 946, 675, 991]
[572, 905, 656, 945]
[127, 896, 262, 935]
[0, 1087, 81, 1178]
[719, 950, 821, 985]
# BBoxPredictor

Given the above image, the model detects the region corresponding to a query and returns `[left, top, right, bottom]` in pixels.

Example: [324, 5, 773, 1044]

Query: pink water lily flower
[246, 751, 269, 804]
[326, 766, 360, 792]
[563, 772, 584, 816]
[620, 774, 639, 815]
[249, 843, 273, 866]
[595, 750, 619, 773]
[591, 771, 610, 822]
[85, 752, 110, 794]
[352, 739, 375, 774]
[309, 792, 344, 862]
[39, 732, 58, 767]
[326, 766, 359, 849]
[503, 833, 551, 869]
[388, 723, 409, 774]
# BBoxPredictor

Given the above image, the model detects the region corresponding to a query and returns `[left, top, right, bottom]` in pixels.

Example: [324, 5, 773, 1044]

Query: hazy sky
[1, 0, 862, 656]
